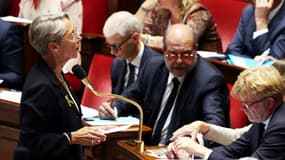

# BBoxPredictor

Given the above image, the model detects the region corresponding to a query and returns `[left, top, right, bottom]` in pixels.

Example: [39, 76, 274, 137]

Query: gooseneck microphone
[72, 64, 144, 153]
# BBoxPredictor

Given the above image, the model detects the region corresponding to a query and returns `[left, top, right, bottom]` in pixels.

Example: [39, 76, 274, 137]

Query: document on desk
[197, 51, 227, 60]
[1, 16, 32, 24]
[227, 54, 274, 68]
[81, 105, 99, 118]
[0, 90, 22, 103]
[145, 148, 168, 159]
[84, 116, 139, 126]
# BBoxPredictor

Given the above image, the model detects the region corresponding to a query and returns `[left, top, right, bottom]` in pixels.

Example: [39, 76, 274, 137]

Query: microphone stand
[83, 81, 144, 153]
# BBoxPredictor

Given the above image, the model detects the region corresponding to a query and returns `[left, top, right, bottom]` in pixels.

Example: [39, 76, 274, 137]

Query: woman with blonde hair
[136, 0, 222, 53]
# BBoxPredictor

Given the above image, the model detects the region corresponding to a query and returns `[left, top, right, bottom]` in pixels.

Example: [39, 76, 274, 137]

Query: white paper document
[1, 16, 32, 24]
[84, 116, 139, 126]
[0, 90, 22, 104]
[81, 105, 99, 118]
[197, 51, 226, 60]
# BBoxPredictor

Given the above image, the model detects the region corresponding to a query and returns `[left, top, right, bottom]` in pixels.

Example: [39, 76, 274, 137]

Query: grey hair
[28, 12, 70, 56]
[103, 11, 143, 38]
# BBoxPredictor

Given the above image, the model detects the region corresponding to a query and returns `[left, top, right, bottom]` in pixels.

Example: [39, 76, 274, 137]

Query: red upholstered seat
[201, 0, 249, 128]
[201, 0, 247, 52]
[227, 84, 249, 128]
[81, 53, 114, 109]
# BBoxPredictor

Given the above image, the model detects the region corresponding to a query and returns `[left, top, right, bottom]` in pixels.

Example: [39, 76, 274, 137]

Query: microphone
[72, 64, 95, 92]
[72, 64, 144, 153]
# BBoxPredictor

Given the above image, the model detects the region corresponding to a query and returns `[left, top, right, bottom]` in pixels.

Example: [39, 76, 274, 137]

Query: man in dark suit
[102, 11, 161, 95]
[226, 0, 285, 60]
[99, 24, 230, 146]
[167, 65, 285, 160]
[0, 19, 23, 89]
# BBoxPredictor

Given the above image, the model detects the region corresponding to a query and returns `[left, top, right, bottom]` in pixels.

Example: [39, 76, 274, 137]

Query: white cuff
[253, 29, 268, 39]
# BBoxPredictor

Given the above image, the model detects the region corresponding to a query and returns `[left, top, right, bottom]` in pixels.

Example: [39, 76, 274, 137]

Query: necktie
[127, 63, 135, 87]
[257, 123, 265, 146]
[151, 78, 180, 145]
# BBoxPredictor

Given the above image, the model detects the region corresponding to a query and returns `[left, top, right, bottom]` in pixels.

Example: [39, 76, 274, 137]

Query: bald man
[99, 24, 230, 146]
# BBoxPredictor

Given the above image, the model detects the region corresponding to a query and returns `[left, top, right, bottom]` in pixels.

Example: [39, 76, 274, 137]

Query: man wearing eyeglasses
[99, 24, 230, 147]
[166, 65, 285, 160]
[102, 11, 161, 95]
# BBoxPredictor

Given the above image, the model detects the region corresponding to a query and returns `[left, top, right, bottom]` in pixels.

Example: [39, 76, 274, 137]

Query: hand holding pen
[98, 99, 117, 120]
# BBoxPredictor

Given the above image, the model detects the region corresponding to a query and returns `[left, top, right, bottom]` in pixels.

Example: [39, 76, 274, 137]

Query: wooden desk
[0, 98, 20, 160]
[207, 59, 244, 84]
[0, 97, 152, 160]
[117, 140, 166, 160]
[86, 126, 152, 160]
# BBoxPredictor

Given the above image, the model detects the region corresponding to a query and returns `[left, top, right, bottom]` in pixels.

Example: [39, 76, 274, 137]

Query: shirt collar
[167, 73, 185, 85]
[126, 41, 144, 68]
[263, 115, 272, 130]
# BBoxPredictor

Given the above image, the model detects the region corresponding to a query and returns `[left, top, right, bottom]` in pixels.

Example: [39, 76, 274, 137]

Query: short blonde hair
[232, 66, 284, 101]
[273, 59, 285, 94]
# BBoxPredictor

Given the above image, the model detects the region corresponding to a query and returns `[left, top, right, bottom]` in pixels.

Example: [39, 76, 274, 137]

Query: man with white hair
[102, 11, 161, 95]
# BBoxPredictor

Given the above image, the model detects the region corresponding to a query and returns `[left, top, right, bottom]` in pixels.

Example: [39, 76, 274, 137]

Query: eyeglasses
[241, 96, 269, 110]
[164, 50, 195, 61]
[65, 28, 79, 40]
[105, 34, 133, 51]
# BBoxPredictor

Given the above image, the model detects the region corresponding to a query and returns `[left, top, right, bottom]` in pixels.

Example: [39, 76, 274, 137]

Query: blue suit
[209, 103, 285, 160]
[0, 19, 23, 89]
[226, 3, 285, 58]
[111, 45, 161, 94]
[114, 55, 230, 146]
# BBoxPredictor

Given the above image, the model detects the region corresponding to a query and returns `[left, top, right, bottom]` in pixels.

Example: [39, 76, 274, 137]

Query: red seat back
[201, 0, 247, 52]
[227, 84, 249, 128]
[81, 53, 114, 109]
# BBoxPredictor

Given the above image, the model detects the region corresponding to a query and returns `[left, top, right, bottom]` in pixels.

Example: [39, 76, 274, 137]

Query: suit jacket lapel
[148, 67, 169, 127]
[269, 2, 285, 38]
[250, 123, 265, 151]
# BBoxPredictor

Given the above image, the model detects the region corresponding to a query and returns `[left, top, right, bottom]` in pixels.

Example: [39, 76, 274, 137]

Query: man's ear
[132, 32, 140, 41]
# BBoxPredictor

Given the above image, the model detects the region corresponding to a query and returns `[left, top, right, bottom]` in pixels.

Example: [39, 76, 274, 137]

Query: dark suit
[226, 3, 285, 59]
[111, 45, 161, 94]
[209, 103, 285, 160]
[114, 55, 230, 146]
[0, 19, 23, 89]
[17, 59, 83, 160]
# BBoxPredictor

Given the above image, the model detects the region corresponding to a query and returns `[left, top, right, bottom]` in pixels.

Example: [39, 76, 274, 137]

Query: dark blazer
[0, 19, 23, 89]
[17, 59, 83, 160]
[114, 55, 230, 146]
[209, 103, 285, 160]
[111, 45, 161, 94]
[226, 3, 285, 59]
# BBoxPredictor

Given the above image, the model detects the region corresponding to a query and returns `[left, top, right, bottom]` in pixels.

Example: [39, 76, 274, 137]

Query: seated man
[98, 24, 230, 146]
[226, 0, 285, 61]
[167, 65, 285, 159]
[103, 11, 162, 95]
[0, 19, 23, 89]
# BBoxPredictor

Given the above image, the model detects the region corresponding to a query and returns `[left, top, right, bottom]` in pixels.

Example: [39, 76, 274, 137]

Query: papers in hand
[227, 54, 274, 68]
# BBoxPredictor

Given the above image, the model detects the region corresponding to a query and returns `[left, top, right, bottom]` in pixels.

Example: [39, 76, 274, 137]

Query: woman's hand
[71, 126, 108, 146]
